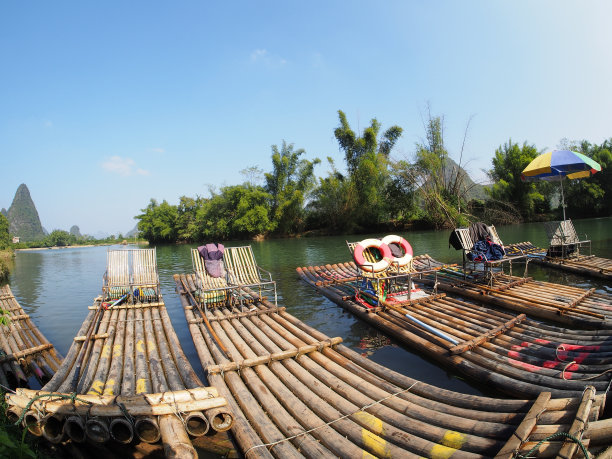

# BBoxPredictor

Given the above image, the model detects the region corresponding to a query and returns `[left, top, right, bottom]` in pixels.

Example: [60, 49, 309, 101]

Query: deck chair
[131, 248, 160, 302]
[453, 225, 529, 285]
[102, 250, 130, 300]
[223, 246, 277, 306]
[191, 248, 232, 308]
[544, 219, 591, 259]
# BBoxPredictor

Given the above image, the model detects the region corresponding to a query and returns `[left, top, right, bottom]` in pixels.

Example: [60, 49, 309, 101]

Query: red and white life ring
[353, 238, 393, 273]
[381, 235, 413, 267]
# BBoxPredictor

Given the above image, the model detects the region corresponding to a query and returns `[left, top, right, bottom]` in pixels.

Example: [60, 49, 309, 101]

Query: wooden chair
[191, 248, 232, 308]
[131, 248, 160, 302]
[223, 246, 277, 305]
[453, 225, 528, 284]
[102, 250, 130, 300]
[544, 219, 591, 259]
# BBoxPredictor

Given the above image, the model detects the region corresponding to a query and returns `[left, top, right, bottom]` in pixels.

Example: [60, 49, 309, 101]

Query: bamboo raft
[4, 249, 233, 458]
[0, 284, 62, 389]
[176, 271, 612, 458]
[506, 241, 612, 281]
[412, 254, 612, 329]
[297, 260, 612, 399]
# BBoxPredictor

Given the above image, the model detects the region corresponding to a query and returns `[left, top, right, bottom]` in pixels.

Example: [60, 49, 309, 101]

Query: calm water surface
[7, 217, 612, 396]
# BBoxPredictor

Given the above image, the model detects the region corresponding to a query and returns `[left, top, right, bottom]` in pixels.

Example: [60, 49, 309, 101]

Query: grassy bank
[0, 250, 13, 283]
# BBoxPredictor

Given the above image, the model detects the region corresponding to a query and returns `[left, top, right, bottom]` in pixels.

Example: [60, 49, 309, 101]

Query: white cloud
[250, 48, 268, 62]
[43, 120, 53, 128]
[151, 148, 165, 154]
[249, 48, 287, 67]
[102, 156, 150, 177]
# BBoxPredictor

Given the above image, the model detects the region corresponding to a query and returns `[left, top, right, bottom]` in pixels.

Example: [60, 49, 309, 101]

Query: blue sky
[1, 1, 611, 236]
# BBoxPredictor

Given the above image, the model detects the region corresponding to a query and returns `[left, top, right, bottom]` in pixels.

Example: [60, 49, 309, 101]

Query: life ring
[353, 238, 392, 273]
[381, 235, 413, 267]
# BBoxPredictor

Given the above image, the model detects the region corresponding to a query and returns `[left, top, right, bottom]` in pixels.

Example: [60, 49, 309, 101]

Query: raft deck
[506, 241, 612, 281]
[176, 272, 609, 458]
[0, 284, 62, 388]
[4, 249, 233, 458]
[298, 261, 612, 399]
[413, 254, 612, 329]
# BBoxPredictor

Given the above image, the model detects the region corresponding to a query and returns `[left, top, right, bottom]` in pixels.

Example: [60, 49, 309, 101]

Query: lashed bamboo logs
[175, 272, 606, 459]
[5, 251, 233, 458]
[298, 262, 612, 399]
[506, 242, 612, 280]
[0, 285, 62, 388]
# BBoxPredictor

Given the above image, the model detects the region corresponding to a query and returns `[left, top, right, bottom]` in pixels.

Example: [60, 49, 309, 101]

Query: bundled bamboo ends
[4, 249, 233, 458]
[0, 284, 62, 389]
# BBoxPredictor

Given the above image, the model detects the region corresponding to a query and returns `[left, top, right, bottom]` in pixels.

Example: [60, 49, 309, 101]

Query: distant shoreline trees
[134, 110, 612, 244]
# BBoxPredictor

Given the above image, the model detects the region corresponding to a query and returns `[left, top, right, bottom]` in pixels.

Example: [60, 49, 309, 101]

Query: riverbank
[0, 249, 13, 282]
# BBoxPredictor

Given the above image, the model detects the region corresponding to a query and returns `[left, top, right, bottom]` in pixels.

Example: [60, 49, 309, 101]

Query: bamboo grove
[135, 110, 612, 243]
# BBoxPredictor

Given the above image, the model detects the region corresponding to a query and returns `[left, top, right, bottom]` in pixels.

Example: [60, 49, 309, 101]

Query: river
[7, 217, 612, 397]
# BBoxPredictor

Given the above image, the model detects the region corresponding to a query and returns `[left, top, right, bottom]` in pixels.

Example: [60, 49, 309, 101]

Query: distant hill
[7, 184, 45, 241]
[70, 225, 82, 237]
[443, 157, 488, 201]
[126, 224, 140, 238]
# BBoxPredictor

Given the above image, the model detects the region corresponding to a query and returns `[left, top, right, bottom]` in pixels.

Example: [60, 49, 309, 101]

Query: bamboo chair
[454, 225, 528, 285]
[191, 248, 232, 308]
[131, 248, 160, 302]
[102, 250, 130, 300]
[346, 240, 435, 302]
[544, 219, 591, 259]
[223, 246, 277, 306]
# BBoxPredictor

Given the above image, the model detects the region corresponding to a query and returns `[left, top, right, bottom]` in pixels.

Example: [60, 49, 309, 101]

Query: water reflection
[8, 217, 611, 397]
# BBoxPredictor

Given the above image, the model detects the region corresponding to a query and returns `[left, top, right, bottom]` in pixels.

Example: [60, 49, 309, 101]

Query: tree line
[136, 110, 612, 243]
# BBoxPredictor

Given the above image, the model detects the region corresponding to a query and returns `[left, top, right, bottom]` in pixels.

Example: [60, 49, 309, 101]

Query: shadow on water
[8, 216, 612, 398]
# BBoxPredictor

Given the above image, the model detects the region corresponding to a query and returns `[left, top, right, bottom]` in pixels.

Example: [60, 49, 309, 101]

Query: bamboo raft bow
[0, 284, 62, 389]
[297, 261, 612, 399]
[506, 241, 612, 281]
[175, 272, 612, 459]
[411, 254, 612, 329]
[4, 249, 233, 458]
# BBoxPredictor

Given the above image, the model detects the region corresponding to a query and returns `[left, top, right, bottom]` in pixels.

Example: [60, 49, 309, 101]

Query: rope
[561, 363, 612, 381]
[515, 432, 590, 459]
[242, 381, 418, 458]
[13, 392, 93, 426]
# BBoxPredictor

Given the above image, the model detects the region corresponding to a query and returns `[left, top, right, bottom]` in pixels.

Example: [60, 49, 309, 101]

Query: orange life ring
[353, 238, 393, 273]
[381, 235, 413, 267]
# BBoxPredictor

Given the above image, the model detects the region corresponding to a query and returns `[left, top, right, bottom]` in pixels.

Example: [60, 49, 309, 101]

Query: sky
[1, 1, 611, 236]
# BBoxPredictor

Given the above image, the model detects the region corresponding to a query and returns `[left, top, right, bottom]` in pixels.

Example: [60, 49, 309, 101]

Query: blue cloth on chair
[467, 239, 505, 262]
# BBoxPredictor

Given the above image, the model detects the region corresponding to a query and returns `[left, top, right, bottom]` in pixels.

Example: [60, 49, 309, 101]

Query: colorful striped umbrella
[521, 150, 602, 220]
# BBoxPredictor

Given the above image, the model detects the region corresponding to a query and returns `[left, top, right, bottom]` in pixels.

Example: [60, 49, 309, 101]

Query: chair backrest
[224, 246, 260, 285]
[544, 220, 580, 246]
[453, 228, 474, 252]
[132, 249, 158, 287]
[487, 225, 503, 245]
[191, 248, 229, 290]
[106, 250, 130, 287]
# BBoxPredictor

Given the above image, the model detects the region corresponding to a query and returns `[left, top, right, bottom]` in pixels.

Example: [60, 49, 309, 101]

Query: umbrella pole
[560, 178, 566, 221]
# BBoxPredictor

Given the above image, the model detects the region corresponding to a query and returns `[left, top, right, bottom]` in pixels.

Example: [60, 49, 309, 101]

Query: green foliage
[195, 185, 274, 239]
[307, 158, 355, 232]
[332, 110, 403, 227]
[264, 141, 320, 234]
[137, 199, 179, 243]
[487, 140, 548, 218]
[43, 230, 75, 247]
[0, 390, 38, 458]
[411, 113, 472, 228]
[0, 214, 10, 250]
[564, 139, 612, 217]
